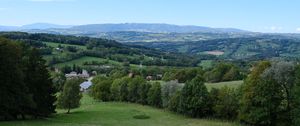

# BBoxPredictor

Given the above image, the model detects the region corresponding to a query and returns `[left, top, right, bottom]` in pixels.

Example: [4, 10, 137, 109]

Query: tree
[292, 65, 300, 125]
[167, 91, 181, 112]
[264, 61, 296, 125]
[0, 38, 33, 120]
[110, 78, 122, 101]
[147, 82, 162, 107]
[128, 76, 145, 103]
[91, 76, 112, 101]
[23, 48, 56, 117]
[161, 80, 183, 108]
[178, 75, 210, 117]
[57, 78, 83, 113]
[137, 82, 151, 105]
[204, 63, 242, 82]
[239, 61, 282, 126]
[119, 77, 131, 102]
[52, 72, 66, 92]
[212, 86, 239, 120]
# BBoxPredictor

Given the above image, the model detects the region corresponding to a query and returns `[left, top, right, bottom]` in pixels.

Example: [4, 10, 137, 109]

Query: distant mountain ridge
[0, 23, 73, 31]
[0, 23, 248, 33]
[69, 23, 248, 33]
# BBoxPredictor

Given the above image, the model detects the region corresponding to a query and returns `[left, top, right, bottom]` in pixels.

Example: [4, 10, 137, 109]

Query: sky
[0, 0, 300, 33]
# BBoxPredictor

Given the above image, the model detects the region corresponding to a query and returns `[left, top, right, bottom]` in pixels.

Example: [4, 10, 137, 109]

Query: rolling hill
[0, 32, 200, 68]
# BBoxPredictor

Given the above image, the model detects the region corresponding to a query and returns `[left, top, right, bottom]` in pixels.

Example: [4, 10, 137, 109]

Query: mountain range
[0, 23, 248, 33]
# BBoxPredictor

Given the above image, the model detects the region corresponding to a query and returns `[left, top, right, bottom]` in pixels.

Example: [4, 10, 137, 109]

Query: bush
[127, 76, 145, 103]
[161, 80, 183, 108]
[147, 82, 162, 107]
[91, 76, 112, 101]
[212, 86, 239, 120]
[178, 76, 210, 117]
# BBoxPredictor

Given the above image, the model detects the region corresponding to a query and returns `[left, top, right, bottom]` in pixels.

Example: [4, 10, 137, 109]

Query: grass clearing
[198, 60, 214, 69]
[44, 42, 87, 50]
[205, 80, 243, 90]
[0, 95, 240, 126]
[53, 56, 122, 68]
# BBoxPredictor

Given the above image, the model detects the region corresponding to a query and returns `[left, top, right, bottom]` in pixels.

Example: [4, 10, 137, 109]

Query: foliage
[137, 82, 151, 105]
[23, 48, 57, 117]
[163, 68, 204, 83]
[147, 82, 162, 107]
[161, 80, 183, 108]
[178, 76, 210, 117]
[292, 65, 300, 125]
[110, 78, 123, 101]
[57, 78, 84, 113]
[127, 76, 144, 102]
[0, 38, 56, 120]
[0, 38, 33, 120]
[204, 63, 243, 83]
[211, 87, 239, 120]
[91, 76, 112, 101]
[167, 91, 181, 112]
[119, 77, 131, 101]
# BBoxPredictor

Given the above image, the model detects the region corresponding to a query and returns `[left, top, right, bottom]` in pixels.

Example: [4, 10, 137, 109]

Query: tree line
[90, 61, 300, 126]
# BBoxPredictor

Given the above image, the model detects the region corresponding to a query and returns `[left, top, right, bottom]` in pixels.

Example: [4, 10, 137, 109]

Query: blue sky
[0, 0, 300, 33]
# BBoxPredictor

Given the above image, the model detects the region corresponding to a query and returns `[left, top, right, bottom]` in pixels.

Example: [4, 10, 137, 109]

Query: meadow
[205, 80, 243, 90]
[0, 95, 240, 126]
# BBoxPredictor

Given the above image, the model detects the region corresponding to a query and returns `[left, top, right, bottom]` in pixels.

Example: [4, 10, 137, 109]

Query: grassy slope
[44, 42, 87, 50]
[198, 60, 214, 69]
[205, 80, 243, 91]
[53, 56, 122, 68]
[0, 95, 240, 126]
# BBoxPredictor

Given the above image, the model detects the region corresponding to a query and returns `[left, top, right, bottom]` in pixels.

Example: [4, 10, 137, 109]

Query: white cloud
[263, 26, 283, 32]
[270, 26, 282, 31]
[296, 28, 300, 32]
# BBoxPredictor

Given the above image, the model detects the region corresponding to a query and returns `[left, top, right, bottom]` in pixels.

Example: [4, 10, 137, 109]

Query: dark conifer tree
[23, 48, 56, 117]
[0, 38, 33, 120]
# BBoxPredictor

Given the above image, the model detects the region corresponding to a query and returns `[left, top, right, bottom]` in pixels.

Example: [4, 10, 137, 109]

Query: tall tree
[239, 61, 283, 126]
[178, 75, 210, 117]
[292, 65, 300, 125]
[128, 76, 144, 103]
[212, 86, 239, 120]
[147, 82, 162, 107]
[91, 76, 112, 101]
[0, 38, 33, 120]
[57, 78, 83, 113]
[137, 82, 151, 105]
[119, 77, 131, 102]
[23, 48, 56, 117]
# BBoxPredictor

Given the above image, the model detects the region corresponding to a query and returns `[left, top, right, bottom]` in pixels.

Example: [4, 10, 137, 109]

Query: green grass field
[205, 80, 243, 90]
[53, 56, 122, 68]
[0, 95, 240, 126]
[198, 60, 214, 69]
[43, 42, 87, 50]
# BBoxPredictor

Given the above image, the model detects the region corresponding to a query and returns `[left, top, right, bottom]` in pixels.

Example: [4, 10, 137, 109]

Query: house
[78, 69, 89, 78]
[65, 69, 90, 79]
[65, 71, 78, 78]
[80, 81, 92, 92]
[146, 76, 153, 81]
